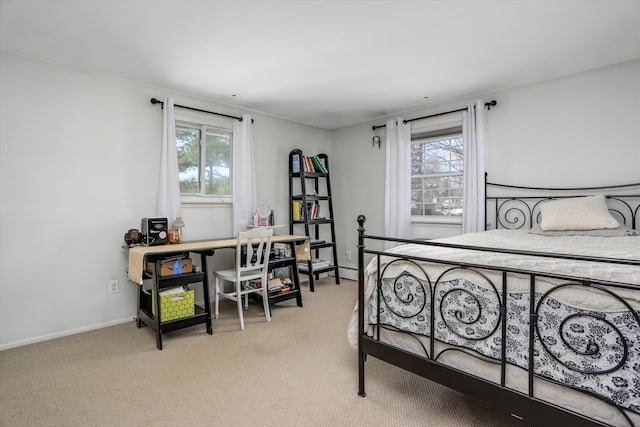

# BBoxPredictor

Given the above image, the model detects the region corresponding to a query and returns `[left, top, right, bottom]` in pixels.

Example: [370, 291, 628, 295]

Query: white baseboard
[338, 266, 358, 281]
[0, 316, 134, 351]
[2, 266, 360, 351]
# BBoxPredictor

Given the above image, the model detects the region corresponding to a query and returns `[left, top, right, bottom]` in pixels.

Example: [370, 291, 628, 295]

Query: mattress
[348, 229, 640, 426]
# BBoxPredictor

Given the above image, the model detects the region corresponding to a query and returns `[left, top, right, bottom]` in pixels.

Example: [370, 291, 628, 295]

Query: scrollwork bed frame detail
[485, 178, 640, 230]
[356, 181, 640, 427]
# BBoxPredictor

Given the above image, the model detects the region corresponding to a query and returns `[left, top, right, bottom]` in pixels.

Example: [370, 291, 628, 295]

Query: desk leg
[136, 283, 143, 328]
[152, 263, 163, 350]
[289, 242, 303, 307]
[199, 251, 213, 335]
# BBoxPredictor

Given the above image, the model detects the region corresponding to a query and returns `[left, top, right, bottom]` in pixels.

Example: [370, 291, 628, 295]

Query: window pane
[412, 137, 463, 175]
[411, 136, 464, 217]
[204, 128, 231, 196]
[176, 126, 201, 194]
[411, 175, 463, 216]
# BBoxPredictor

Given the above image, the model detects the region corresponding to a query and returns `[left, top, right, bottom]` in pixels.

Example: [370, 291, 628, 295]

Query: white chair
[213, 228, 273, 330]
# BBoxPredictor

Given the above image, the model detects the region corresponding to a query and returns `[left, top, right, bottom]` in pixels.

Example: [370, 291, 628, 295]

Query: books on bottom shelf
[267, 277, 292, 294]
[246, 278, 292, 294]
[297, 258, 330, 272]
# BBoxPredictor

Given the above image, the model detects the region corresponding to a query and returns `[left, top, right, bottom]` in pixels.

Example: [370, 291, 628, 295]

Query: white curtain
[462, 100, 487, 233]
[384, 118, 412, 249]
[157, 97, 181, 226]
[232, 115, 256, 235]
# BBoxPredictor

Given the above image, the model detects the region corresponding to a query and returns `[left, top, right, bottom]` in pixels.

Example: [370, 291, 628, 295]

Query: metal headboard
[485, 177, 640, 230]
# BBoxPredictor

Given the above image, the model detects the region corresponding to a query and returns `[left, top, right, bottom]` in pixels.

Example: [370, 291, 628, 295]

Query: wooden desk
[128, 234, 308, 349]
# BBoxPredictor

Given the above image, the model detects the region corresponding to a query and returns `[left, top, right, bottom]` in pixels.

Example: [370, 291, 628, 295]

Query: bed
[349, 180, 640, 427]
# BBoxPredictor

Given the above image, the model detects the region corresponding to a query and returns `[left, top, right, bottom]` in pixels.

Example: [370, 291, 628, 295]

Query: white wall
[330, 59, 640, 273]
[0, 52, 330, 349]
[487, 59, 640, 187]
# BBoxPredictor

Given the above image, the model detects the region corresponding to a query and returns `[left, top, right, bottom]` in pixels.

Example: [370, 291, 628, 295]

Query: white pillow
[539, 195, 619, 231]
[529, 225, 637, 237]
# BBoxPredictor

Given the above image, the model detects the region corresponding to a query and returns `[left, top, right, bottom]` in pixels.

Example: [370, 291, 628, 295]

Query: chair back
[235, 227, 273, 275]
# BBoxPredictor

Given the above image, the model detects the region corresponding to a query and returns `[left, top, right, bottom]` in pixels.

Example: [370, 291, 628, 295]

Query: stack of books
[292, 154, 328, 173]
[267, 278, 292, 294]
[292, 201, 321, 221]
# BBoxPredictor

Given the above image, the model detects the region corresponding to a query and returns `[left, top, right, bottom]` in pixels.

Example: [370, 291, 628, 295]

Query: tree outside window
[176, 122, 232, 198]
[411, 134, 463, 217]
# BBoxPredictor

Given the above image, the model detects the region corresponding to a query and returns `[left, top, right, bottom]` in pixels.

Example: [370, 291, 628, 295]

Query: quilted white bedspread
[349, 229, 640, 345]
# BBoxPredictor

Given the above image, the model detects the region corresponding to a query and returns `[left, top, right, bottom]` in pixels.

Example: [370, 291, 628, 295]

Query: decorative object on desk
[124, 228, 143, 246]
[141, 217, 168, 246]
[255, 205, 271, 226]
[171, 216, 185, 243]
[168, 227, 179, 244]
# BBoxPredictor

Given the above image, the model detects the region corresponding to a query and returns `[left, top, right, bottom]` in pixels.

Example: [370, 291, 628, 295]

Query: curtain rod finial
[485, 100, 497, 110]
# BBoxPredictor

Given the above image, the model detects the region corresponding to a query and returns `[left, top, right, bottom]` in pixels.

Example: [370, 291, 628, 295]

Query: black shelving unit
[136, 250, 213, 350]
[244, 241, 304, 309]
[288, 149, 340, 291]
[267, 251, 303, 307]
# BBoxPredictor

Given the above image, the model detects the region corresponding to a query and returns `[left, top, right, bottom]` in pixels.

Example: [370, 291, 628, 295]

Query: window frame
[174, 109, 233, 205]
[410, 121, 464, 225]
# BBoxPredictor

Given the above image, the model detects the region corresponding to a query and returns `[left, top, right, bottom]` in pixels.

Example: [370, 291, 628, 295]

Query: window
[411, 127, 463, 218]
[175, 120, 232, 202]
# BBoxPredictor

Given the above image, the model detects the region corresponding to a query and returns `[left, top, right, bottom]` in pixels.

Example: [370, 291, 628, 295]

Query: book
[267, 278, 284, 292]
[303, 156, 314, 172]
[292, 201, 301, 220]
[310, 156, 326, 173]
[306, 201, 316, 219]
[292, 154, 300, 173]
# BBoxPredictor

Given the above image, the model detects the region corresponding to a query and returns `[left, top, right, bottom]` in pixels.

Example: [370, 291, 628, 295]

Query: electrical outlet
[109, 279, 119, 294]
[346, 250, 352, 260]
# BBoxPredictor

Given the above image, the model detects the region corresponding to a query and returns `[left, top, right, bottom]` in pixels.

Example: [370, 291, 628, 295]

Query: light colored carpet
[0, 278, 527, 427]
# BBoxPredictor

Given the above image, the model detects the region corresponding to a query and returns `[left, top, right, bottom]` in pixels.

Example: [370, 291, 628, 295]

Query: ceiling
[1, 0, 640, 130]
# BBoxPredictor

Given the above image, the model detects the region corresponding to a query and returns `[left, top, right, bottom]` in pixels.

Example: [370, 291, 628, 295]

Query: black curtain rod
[372, 100, 497, 130]
[150, 98, 253, 123]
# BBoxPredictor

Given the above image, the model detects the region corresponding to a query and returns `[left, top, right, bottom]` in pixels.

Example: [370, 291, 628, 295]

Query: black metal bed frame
[356, 180, 640, 427]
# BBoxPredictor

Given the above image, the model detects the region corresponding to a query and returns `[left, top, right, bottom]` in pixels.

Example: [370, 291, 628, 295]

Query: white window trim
[411, 215, 462, 225]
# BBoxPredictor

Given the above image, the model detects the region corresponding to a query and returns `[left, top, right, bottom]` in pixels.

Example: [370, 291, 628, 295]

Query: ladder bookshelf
[288, 149, 340, 292]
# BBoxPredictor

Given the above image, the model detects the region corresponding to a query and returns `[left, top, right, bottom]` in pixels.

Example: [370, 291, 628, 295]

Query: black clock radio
[141, 217, 168, 246]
